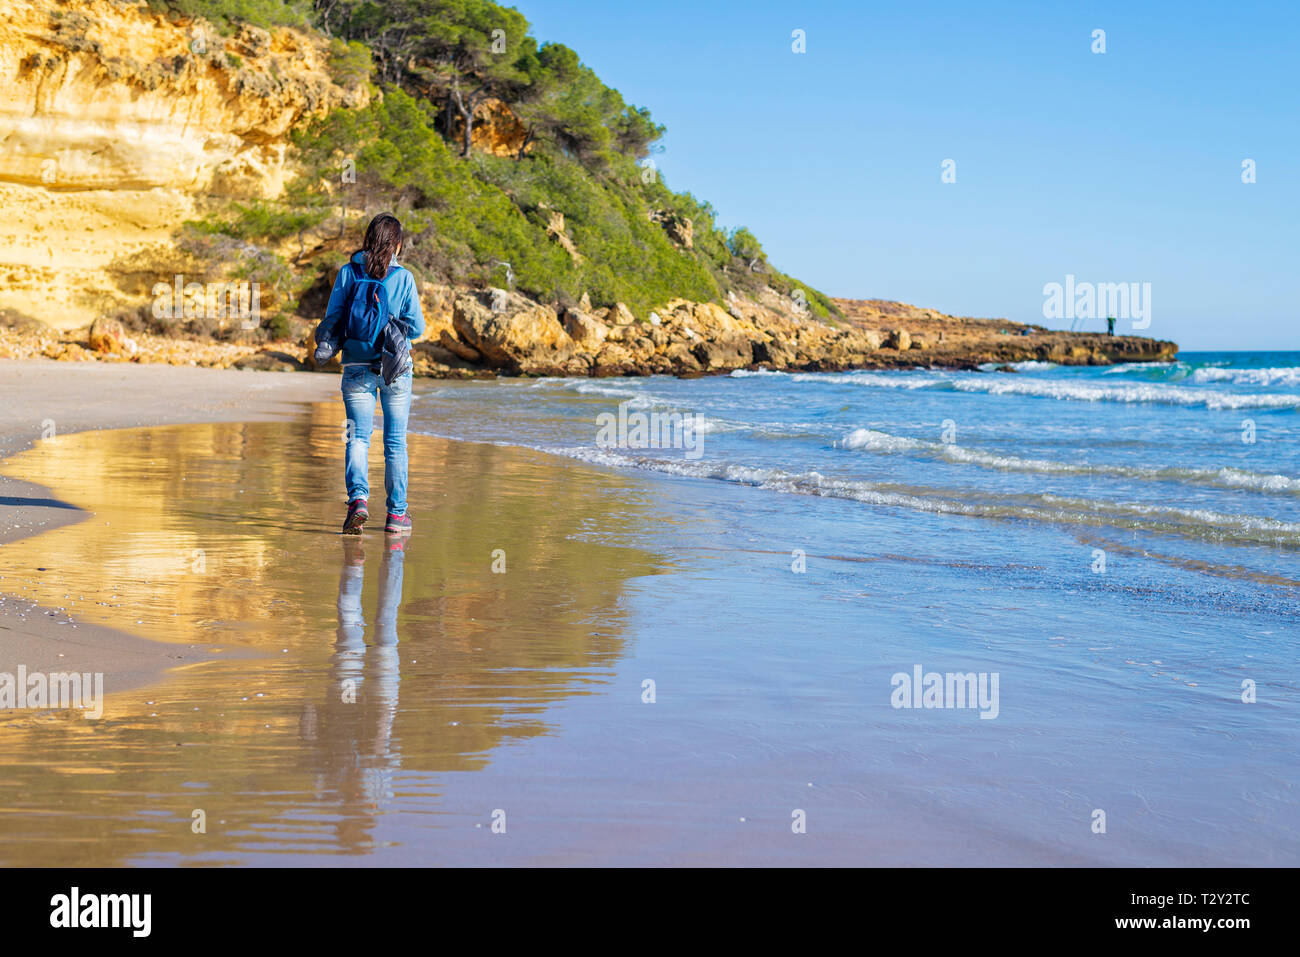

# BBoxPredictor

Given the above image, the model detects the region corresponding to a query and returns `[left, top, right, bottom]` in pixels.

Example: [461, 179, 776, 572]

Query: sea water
[404, 351, 1300, 864]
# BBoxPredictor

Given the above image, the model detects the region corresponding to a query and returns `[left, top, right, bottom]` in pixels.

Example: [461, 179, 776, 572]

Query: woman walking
[319, 213, 425, 535]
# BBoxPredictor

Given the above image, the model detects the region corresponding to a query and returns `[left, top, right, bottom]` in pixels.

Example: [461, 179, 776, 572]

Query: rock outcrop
[87, 315, 134, 354]
[447, 97, 533, 158]
[832, 297, 1179, 370]
[562, 308, 609, 349]
[648, 210, 693, 249]
[886, 329, 911, 351]
[1, 286, 1178, 378]
[416, 284, 1176, 380]
[542, 207, 583, 264]
[451, 290, 584, 376]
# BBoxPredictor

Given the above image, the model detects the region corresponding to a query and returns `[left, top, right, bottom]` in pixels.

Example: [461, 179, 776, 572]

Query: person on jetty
[1107, 315, 1116, 336]
[319, 214, 426, 535]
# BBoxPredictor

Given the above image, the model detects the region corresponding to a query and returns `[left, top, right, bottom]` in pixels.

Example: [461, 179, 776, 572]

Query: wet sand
[0, 391, 670, 864]
[0, 359, 340, 692]
[2, 363, 1293, 867]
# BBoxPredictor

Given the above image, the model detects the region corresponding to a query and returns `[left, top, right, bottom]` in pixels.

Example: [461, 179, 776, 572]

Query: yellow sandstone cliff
[0, 0, 365, 330]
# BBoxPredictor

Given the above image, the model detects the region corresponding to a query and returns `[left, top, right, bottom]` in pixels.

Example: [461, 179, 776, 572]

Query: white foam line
[834, 428, 1300, 494]
[544, 446, 1300, 545]
[774, 367, 1300, 410]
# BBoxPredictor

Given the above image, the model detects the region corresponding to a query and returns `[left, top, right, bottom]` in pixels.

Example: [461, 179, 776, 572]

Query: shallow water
[0, 406, 663, 865]
[0, 355, 1297, 865]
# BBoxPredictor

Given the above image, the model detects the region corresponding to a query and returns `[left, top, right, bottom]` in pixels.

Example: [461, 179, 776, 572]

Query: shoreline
[0, 359, 341, 696]
[0, 345, 1246, 702]
[0, 356, 1293, 865]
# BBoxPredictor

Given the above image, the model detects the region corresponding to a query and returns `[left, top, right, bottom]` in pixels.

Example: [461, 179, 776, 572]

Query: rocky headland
[1, 288, 1178, 377]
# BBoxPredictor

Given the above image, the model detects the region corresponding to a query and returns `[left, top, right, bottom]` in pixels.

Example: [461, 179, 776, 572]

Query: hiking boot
[384, 511, 412, 534]
[342, 498, 368, 535]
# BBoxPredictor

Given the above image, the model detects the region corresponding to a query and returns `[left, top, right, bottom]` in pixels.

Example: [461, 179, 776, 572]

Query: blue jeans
[341, 365, 412, 515]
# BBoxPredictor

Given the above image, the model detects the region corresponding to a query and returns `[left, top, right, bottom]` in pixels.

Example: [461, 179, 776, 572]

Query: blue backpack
[313, 260, 410, 383]
[343, 261, 391, 349]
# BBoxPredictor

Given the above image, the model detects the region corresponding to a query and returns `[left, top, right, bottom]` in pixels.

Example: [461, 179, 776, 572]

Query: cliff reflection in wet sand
[0, 401, 661, 864]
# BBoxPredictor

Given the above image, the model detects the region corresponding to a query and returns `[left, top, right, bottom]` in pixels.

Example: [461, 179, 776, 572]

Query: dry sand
[0, 358, 340, 690]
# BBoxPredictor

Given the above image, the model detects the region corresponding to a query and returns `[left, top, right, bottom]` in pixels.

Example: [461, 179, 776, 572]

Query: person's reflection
[298, 535, 406, 852]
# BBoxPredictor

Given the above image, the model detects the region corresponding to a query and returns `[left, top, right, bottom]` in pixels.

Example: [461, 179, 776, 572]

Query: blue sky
[521, 0, 1297, 351]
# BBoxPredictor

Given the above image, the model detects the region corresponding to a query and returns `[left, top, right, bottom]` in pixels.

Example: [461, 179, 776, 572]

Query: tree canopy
[170, 0, 837, 322]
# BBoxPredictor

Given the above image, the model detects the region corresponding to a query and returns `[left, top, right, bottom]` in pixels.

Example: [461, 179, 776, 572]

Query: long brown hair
[358, 213, 403, 279]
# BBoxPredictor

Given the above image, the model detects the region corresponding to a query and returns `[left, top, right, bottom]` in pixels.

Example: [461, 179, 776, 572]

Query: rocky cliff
[397, 289, 1177, 379]
[0, 0, 364, 329]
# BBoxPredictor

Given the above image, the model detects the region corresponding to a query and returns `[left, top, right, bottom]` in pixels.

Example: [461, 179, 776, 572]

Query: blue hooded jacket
[321, 251, 426, 365]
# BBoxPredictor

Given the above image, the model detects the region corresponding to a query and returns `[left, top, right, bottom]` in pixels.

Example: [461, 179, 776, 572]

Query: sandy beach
[2, 358, 1296, 868]
[0, 359, 340, 693]
[0, 361, 673, 864]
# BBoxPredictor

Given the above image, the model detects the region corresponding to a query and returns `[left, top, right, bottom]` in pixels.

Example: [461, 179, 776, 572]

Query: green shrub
[143, 0, 313, 34]
[327, 38, 371, 90]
